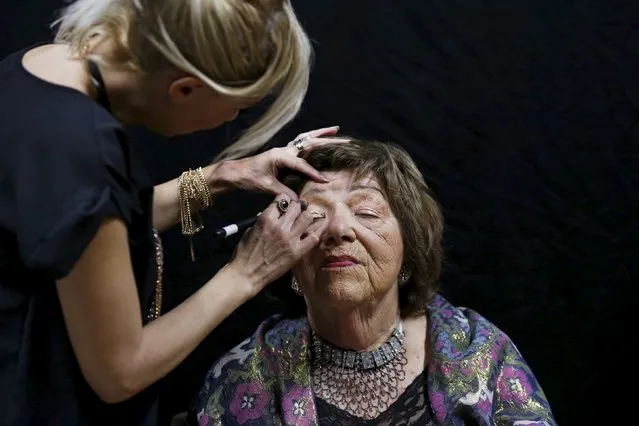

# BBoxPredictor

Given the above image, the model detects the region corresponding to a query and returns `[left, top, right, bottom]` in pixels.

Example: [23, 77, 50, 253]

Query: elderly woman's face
[293, 171, 404, 308]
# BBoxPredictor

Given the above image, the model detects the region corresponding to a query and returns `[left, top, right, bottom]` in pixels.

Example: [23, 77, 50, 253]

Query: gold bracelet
[178, 167, 213, 261]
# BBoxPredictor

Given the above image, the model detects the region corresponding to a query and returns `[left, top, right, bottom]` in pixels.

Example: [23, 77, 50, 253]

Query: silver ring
[277, 199, 290, 214]
[292, 135, 311, 151]
[293, 139, 305, 151]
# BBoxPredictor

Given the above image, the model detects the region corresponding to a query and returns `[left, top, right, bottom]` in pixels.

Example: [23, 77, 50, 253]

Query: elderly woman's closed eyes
[189, 140, 557, 426]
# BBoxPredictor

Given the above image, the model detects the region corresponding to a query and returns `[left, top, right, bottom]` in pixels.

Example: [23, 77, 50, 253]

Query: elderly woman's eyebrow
[302, 184, 384, 198]
[350, 185, 385, 197]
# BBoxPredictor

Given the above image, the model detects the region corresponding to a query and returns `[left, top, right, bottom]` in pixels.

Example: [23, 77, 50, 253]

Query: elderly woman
[190, 140, 556, 425]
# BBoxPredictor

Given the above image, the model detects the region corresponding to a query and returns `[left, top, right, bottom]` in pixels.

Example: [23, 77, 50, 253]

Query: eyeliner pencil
[213, 213, 261, 239]
[213, 200, 308, 239]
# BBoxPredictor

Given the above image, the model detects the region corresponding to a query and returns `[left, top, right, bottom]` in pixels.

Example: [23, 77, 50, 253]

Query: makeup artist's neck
[86, 42, 143, 124]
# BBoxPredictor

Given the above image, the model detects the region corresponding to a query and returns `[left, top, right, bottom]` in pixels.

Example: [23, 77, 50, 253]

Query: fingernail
[331, 125, 340, 130]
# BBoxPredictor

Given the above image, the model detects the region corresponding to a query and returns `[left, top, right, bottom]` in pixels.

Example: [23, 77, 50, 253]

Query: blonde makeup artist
[0, 0, 344, 425]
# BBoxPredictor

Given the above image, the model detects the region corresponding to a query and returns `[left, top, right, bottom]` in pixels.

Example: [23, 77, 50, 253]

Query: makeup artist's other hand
[228, 195, 323, 295]
[215, 126, 349, 200]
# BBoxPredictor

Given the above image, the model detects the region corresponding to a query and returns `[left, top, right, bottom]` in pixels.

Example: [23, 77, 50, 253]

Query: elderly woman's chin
[304, 265, 395, 308]
[313, 275, 384, 308]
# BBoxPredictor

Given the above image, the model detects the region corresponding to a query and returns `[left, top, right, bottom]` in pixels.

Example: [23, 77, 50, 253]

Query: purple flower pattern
[430, 391, 448, 422]
[229, 382, 272, 424]
[498, 365, 534, 404]
[197, 412, 210, 426]
[282, 386, 316, 425]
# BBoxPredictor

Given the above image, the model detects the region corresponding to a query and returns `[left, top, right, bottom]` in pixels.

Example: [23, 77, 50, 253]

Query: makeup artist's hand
[228, 195, 323, 294]
[213, 126, 349, 201]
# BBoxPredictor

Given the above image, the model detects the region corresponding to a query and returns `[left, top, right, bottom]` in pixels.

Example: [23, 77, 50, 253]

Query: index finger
[296, 126, 340, 140]
[298, 137, 350, 151]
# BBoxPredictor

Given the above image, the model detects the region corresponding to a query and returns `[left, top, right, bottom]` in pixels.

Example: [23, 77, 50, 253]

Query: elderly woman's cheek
[364, 228, 404, 287]
[298, 257, 318, 287]
[373, 224, 404, 262]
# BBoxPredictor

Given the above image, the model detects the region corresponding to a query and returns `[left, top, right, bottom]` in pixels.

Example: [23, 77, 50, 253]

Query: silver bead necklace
[310, 321, 408, 419]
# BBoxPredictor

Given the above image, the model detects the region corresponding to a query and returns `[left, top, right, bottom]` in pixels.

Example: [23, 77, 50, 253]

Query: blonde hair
[53, 0, 312, 160]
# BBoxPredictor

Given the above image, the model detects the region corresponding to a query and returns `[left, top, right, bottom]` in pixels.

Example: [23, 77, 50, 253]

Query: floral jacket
[193, 295, 556, 425]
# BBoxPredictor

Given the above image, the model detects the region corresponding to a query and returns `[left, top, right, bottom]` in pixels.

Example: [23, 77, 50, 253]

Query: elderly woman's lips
[323, 256, 358, 268]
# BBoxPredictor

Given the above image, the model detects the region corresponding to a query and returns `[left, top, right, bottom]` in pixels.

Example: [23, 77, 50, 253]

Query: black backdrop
[2, 1, 637, 424]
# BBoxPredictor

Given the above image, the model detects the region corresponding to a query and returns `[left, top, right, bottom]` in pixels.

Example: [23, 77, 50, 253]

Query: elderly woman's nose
[321, 212, 356, 246]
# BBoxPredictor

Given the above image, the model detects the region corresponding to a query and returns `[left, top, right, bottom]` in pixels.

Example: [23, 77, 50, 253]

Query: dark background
[2, 0, 636, 424]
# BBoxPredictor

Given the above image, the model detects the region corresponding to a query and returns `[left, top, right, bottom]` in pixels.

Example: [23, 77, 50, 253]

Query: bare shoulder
[21, 44, 90, 95]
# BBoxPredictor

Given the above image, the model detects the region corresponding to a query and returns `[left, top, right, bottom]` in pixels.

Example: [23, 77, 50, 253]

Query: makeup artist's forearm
[152, 178, 180, 231]
[127, 265, 253, 396]
[152, 164, 228, 232]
